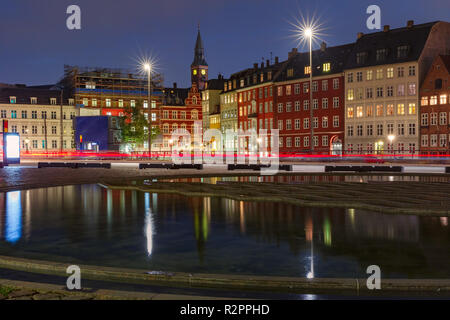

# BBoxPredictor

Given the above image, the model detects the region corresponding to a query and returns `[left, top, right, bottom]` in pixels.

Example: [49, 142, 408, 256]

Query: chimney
[288, 48, 298, 59]
[261, 62, 264, 68]
[266, 60, 270, 67]
[357, 32, 364, 40]
[275, 56, 279, 64]
[407, 20, 414, 28]
[253, 63, 258, 69]
[320, 42, 327, 52]
[383, 25, 390, 32]
[173, 82, 177, 89]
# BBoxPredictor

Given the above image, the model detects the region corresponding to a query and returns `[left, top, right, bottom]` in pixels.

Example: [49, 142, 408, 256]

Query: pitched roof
[440, 55, 450, 74]
[205, 77, 226, 91]
[344, 21, 439, 69]
[275, 43, 354, 82]
[0, 86, 72, 105]
[161, 87, 189, 106]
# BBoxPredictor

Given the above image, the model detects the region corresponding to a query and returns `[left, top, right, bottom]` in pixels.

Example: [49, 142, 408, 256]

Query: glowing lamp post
[305, 27, 314, 153]
[143, 62, 152, 158]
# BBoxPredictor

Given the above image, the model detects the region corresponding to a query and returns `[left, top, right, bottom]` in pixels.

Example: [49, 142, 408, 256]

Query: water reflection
[0, 184, 449, 279]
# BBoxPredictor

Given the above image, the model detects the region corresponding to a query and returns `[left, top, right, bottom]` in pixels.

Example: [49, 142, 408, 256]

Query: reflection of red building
[419, 55, 450, 154]
[274, 44, 353, 155]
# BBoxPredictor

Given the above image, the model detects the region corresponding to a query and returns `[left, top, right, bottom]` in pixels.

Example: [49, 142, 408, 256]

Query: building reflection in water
[305, 215, 314, 279]
[5, 191, 22, 243]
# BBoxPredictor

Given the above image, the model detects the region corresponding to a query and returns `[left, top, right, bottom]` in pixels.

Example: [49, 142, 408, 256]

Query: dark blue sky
[1, 0, 449, 88]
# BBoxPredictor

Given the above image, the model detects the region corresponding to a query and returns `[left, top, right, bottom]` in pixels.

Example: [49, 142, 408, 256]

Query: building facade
[274, 45, 352, 155]
[344, 21, 450, 155]
[0, 86, 78, 152]
[419, 55, 450, 154]
[202, 77, 225, 131]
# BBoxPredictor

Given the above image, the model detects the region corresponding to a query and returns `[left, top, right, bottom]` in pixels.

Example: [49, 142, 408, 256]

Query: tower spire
[192, 26, 207, 67]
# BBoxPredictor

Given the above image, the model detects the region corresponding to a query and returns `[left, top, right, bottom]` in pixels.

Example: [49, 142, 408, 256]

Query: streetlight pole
[307, 30, 314, 153]
[147, 65, 152, 158]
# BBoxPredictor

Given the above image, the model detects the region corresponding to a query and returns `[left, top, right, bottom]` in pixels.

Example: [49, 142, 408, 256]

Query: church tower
[191, 27, 208, 90]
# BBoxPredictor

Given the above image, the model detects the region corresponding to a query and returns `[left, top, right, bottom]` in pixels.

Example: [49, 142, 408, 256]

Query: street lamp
[144, 62, 152, 158]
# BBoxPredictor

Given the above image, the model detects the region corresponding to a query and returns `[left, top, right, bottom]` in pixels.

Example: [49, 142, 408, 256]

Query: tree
[120, 100, 160, 150]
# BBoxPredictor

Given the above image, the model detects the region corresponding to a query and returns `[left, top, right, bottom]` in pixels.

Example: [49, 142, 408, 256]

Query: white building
[0, 86, 79, 152]
[344, 21, 450, 155]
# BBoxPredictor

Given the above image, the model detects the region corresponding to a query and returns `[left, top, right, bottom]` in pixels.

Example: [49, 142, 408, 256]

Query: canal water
[0, 184, 448, 279]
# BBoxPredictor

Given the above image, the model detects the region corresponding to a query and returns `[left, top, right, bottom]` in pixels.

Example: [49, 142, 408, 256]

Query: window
[347, 126, 354, 136]
[356, 52, 368, 64]
[377, 124, 383, 136]
[376, 87, 383, 98]
[333, 115, 339, 127]
[92, 98, 97, 107]
[421, 97, 428, 106]
[285, 102, 292, 112]
[278, 103, 283, 113]
[303, 118, 309, 129]
[333, 97, 339, 108]
[397, 84, 405, 96]
[313, 117, 318, 129]
[440, 134, 447, 147]
[287, 68, 294, 77]
[313, 99, 318, 110]
[32, 111, 37, 119]
[131, 100, 136, 107]
[286, 85, 291, 96]
[356, 88, 363, 100]
[172, 110, 177, 119]
[68, 99, 74, 106]
[376, 105, 383, 117]
[408, 103, 416, 115]
[322, 116, 328, 128]
[376, 69, 383, 80]
[366, 105, 373, 117]
[366, 70, 373, 81]
[347, 107, 354, 118]
[286, 137, 292, 148]
[191, 110, 198, 120]
[387, 86, 394, 97]
[303, 100, 309, 110]
[408, 123, 416, 135]
[408, 83, 416, 96]
[421, 113, 429, 126]
[294, 84, 300, 95]
[10, 96, 16, 104]
[421, 135, 428, 147]
[440, 94, 448, 105]
[30, 97, 37, 104]
[430, 96, 438, 105]
[440, 112, 447, 125]
[295, 119, 301, 130]
[11, 110, 17, 119]
[51, 126, 57, 134]
[431, 113, 438, 125]
[366, 88, 373, 99]
[322, 98, 328, 109]
[22, 110, 27, 119]
[376, 49, 387, 62]
[323, 63, 330, 72]
[50, 98, 57, 105]
[397, 45, 409, 58]
[398, 123, 405, 135]
[294, 101, 300, 111]
[347, 89, 354, 101]
[366, 124, 373, 136]
[398, 67, 405, 77]
[286, 119, 292, 130]
[408, 65, 416, 76]
[357, 125, 363, 136]
[304, 66, 311, 75]
[356, 72, 363, 82]
[435, 79, 443, 90]
[333, 78, 339, 89]
[387, 68, 394, 79]
[304, 136, 309, 147]
[430, 134, 438, 147]
[387, 123, 394, 135]
[22, 126, 28, 134]
[277, 86, 283, 96]
[397, 104, 405, 115]
[347, 73, 353, 83]
[386, 104, 394, 116]
[0, 110, 6, 118]
[312, 81, 318, 92]
[322, 135, 329, 147]
[357, 106, 363, 118]
[11, 125, 17, 133]
[322, 80, 328, 91]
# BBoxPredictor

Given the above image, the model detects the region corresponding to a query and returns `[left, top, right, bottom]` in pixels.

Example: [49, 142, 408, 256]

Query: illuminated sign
[3, 133, 20, 165]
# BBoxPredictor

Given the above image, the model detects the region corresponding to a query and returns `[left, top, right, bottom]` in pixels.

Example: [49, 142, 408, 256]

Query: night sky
[1, 0, 449, 88]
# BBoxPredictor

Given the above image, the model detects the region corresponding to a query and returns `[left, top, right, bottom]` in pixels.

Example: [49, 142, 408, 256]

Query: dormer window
[376, 49, 388, 62]
[240, 79, 244, 87]
[356, 52, 368, 64]
[224, 83, 227, 91]
[397, 45, 410, 59]
[86, 82, 96, 89]
[260, 73, 264, 82]
[68, 98, 74, 105]
[253, 74, 257, 84]
[304, 66, 311, 75]
[10, 96, 16, 104]
[323, 63, 331, 72]
[50, 98, 57, 105]
[31, 97, 37, 104]
[267, 71, 272, 80]
[287, 68, 294, 78]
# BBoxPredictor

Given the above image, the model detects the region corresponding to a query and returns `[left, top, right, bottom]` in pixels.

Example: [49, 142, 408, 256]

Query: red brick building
[420, 55, 450, 154]
[274, 44, 353, 155]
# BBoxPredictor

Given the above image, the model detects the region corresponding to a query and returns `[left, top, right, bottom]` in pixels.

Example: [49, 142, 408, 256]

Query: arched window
[192, 96, 197, 104]
[191, 110, 198, 120]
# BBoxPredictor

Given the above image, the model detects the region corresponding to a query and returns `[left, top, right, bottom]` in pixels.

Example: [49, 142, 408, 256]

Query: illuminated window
[193, 69, 197, 75]
[408, 103, 416, 115]
[50, 98, 57, 105]
[376, 105, 383, 116]
[356, 106, 363, 118]
[106, 99, 111, 107]
[408, 83, 416, 96]
[9, 96, 16, 104]
[440, 95, 447, 104]
[366, 70, 373, 81]
[201, 69, 206, 75]
[386, 104, 394, 116]
[366, 105, 373, 117]
[387, 68, 394, 79]
[92, 99, 97, 107]
[397, 103, 405, 115]
[430, 96, 438, 105]
[347, 89, 354, 101]
[347, 107, 354, 118]
[287, 68, 294, 77]
[118, 99, 123, 107]
[304, 66, 311, 75]
[376, 69, 383, 80]
[323, 63, 330, 72]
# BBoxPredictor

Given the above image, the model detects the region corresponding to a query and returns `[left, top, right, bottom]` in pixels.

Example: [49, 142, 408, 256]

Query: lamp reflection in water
[305, 215, 314, 279]
[5, 191, 22, 243]
[144, 193, 155, 256]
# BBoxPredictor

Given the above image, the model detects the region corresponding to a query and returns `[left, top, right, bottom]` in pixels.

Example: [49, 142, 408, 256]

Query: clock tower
[191, 27, 208, 90]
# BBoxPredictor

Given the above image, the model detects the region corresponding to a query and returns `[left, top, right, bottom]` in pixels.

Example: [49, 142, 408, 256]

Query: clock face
[193, 69, 197, 75]
[201, 69, 206, 75]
